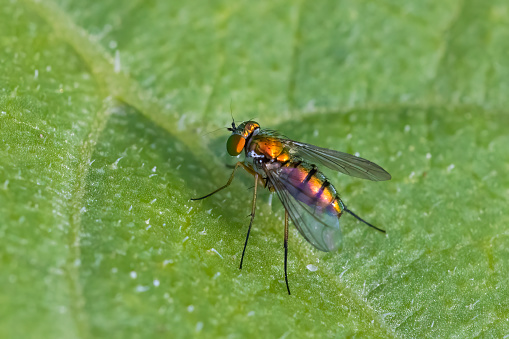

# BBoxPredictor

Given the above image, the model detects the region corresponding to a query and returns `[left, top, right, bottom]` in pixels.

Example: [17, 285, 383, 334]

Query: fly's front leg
[239, 173, 259, 269]
[191, 162, 246, 201]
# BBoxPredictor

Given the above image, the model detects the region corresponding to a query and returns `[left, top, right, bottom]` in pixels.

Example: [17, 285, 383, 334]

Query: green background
[1, 0, 509, 337]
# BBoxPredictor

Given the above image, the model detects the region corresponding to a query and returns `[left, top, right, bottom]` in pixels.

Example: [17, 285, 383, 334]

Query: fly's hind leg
[239, 173, 259, 270]
[339, 197, 386, 233]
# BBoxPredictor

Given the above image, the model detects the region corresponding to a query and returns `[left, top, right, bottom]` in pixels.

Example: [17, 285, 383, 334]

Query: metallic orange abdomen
[279, 162, 342, 216]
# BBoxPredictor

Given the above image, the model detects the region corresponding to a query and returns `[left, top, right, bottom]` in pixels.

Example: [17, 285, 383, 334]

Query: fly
[192, 120, 391, 295]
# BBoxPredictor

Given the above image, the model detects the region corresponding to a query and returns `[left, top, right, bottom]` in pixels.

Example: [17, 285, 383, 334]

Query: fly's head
[226, 120, 260, 156]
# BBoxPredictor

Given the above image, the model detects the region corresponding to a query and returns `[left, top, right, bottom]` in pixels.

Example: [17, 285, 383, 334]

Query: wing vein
[282, 140, 391, 181]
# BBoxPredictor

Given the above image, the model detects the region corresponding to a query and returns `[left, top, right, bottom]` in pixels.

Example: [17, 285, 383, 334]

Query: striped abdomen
[278, 161, 342, 216]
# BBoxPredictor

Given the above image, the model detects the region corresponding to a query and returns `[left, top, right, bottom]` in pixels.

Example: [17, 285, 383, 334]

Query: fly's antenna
[343, 206, 386, 233]
[230, 99, 236, 130]
[201, 126, 228, 137]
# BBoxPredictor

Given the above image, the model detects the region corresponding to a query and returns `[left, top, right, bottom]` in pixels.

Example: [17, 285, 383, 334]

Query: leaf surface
[1, 0, 509, 338]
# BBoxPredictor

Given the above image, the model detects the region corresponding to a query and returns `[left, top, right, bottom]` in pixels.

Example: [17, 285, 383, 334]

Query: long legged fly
[192, 120, 391, 295]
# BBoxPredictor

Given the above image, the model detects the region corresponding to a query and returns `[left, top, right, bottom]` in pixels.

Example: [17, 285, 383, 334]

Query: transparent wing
[282, 140, 391, 181]
[264, 165, 342, 252]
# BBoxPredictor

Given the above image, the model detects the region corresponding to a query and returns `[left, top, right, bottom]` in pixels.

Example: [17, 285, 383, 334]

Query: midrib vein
[20, 0, 217, 169]
[64, 97, 115, 339]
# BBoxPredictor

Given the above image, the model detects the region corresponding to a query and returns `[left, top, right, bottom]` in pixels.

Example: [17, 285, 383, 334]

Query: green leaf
[1, 0, 509, 337]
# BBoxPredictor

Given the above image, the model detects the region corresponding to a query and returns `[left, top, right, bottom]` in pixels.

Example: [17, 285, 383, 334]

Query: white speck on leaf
[114, 50, 121, 73]
[177, 114, 187, 131]
[130, 271, 137, 279]
[382, 312, 396, 319]
[247, 311, 255, 316]
[447, 164, 455, 172]
[153, 279, 160, 287]
[187, 305, 194, 312]
[150, 198, 157, 204]
[136, 285, 149, 293]
[209, 248, 223, 259]
[426, 152, 432, 159]
[339, 268, 349, 280]
[404, 125, 411, 133]
[182, 236, 189, 243]
[195, 322, 203, 332]
[163, 259, 173, 266]
[304, 99, 316, 112]
[111, 157, 123, 169]
[145, 218, 150, 224]
[306, 264, 318, 272]
[467, 299, 480, 310]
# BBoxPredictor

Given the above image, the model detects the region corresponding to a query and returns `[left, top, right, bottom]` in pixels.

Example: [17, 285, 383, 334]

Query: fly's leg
[338, 197, 386, 233]
[344, 207, 386, 233]
[239, 173, 259, 270]
[191, 162, 246, 201]
[284, 209, 291, 295]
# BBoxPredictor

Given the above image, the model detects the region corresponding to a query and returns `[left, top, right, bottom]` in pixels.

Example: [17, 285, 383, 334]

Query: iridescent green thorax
[234, 121, 260, 139]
